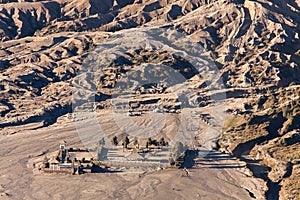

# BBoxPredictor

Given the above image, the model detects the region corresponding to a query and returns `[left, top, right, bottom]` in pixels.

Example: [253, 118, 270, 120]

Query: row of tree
[111, 136, 168, 149]
[146, 137, 168, 148]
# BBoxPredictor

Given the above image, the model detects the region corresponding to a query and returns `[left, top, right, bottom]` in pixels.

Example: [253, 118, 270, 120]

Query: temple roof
[49, 157, 59, 164]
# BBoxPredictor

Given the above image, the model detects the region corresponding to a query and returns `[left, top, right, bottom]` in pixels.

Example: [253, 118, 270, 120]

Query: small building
[41, 141, 104, 175]
[49, 157, 60, 171]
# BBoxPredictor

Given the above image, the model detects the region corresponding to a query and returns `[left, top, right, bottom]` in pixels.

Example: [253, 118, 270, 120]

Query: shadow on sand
[182, 149, 244, 169]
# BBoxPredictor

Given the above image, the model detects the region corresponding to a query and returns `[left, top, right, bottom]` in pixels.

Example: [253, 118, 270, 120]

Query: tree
[99, 138, 105, 146]
[123, 136, 130, 149]
[112, 136, 118, 146]
[146, 137, 152, 148]
[152, 139, 158, 146]
[169, 142, 187, 165]
[147, 137, 152, 145]
[134, 139, 139, 149]
[159, 137, 166, 146]
[147, 137, 160, 146]
[42, 156, 49, 169]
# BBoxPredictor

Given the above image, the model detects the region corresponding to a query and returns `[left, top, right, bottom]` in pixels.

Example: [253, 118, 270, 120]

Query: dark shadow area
[198, 163, 244, 169]
[199, 156, 236, 162]
[0, 59, 11, 71]
[238, 155, 281, 200]
[40, 36, 68, 51]
[235, 7, 252, 38]
[90, 165, 121, 173]
[231, 112, 286, 200]
[182, 150, 199, 169]
[143, 1, 163, 12]
[0, 104, 72, 129]
[225, 89, 248, 98]
[0, 99, 15, 117]
[246, 188, 256, 199]
[232, 136, 266, 157]
[195, 150, 245, 169]
[230, 149, 282, 200]
[283, 162, 293, 179]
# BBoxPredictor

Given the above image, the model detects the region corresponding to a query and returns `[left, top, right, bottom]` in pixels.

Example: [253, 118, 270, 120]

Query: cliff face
[0, 0, 300, 199]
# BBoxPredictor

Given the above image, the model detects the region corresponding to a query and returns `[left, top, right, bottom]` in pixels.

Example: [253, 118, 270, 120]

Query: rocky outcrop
[0, 1, 61, 41]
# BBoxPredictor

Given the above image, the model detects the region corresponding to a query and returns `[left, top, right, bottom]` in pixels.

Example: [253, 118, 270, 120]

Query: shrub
[111, 136, 118, 146]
